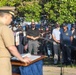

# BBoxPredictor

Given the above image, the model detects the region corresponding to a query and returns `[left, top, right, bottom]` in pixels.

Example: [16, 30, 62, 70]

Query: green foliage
[0, 0, 7, 6]
[0, 0, 76, 24]
[17, 2, 42, 22]
[7, 0, 21, 6]
[0, 0, 21, 7]
[43, 0, 76, 24]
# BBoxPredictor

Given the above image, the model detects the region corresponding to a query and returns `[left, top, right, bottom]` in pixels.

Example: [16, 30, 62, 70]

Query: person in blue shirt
[60, 23, 73, 65]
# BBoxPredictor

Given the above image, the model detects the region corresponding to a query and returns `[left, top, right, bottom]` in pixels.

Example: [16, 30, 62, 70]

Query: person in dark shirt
[71, 24, 76, 46]
[26, 22, 40, 54]
[71, 24, 76, 63]
[60, 23, 73, 65]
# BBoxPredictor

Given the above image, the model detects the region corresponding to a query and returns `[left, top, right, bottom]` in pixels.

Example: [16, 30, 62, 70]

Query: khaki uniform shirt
[0, 23, 14, 58]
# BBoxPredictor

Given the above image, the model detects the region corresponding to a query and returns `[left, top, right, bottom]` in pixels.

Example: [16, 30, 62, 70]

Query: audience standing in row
[11, 20, 76, 65]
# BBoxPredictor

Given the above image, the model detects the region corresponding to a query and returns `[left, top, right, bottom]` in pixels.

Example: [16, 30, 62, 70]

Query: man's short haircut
[0, 10, 15, 17]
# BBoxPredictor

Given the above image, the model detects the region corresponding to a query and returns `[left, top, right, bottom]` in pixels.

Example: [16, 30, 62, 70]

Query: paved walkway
[43, 66, 76, 75]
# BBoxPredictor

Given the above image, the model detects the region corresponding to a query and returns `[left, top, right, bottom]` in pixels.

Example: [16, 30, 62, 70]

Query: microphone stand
[40, 36, 76, 75]
[60, 51, 63, 75]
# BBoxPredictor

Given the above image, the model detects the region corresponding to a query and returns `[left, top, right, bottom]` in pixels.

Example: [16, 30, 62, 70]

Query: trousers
[28, 40, 39, 54]
[0, 58, 12, 75]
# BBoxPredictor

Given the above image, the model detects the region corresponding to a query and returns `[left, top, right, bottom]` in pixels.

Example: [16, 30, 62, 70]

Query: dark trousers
[71, 47, 76, 63]
[16, 34, 24, 54]
[62, 45, 71, 64]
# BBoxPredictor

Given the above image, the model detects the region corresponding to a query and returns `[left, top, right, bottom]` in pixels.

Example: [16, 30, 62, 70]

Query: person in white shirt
[52, 23, 61, 64]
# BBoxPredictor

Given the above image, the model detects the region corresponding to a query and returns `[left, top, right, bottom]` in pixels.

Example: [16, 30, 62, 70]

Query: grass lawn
[43, 56, 76, 68]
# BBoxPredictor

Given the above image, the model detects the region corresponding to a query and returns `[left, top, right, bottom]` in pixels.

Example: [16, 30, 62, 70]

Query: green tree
[0, 0, 21, 6]
[17, 2, 42, 22]
[0, 0, 76, 24]
[43, 0, 76, 24]
[0, 0, 42, 22]
[0, 0, 8, 6]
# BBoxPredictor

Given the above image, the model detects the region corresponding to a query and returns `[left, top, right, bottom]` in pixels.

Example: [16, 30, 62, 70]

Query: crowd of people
[10, 20, 76, 66]
[0, 7, 76, 75]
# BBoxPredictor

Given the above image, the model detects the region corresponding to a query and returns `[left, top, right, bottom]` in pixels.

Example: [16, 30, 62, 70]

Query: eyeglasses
[31, 24, 35, 25]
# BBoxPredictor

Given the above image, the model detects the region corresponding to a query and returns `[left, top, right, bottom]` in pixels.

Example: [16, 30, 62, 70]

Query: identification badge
[66, 33, 68, 35]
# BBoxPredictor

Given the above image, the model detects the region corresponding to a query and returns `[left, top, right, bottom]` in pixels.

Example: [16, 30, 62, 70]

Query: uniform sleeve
[1, 26, 15, 47]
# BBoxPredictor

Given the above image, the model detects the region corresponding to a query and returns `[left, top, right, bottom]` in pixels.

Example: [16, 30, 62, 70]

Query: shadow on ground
[43, 56, 54, 65]
[43, 56, 76, 68]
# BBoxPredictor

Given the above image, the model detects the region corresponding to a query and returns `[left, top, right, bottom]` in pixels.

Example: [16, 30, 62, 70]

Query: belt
[29, 40, 37, 41]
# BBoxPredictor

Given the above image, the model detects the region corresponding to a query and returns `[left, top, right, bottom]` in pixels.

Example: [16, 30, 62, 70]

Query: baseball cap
[62, 23, 67, 27]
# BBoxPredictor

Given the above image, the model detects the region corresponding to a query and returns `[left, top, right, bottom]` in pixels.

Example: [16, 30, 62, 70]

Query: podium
[11, 54, 45, 75]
